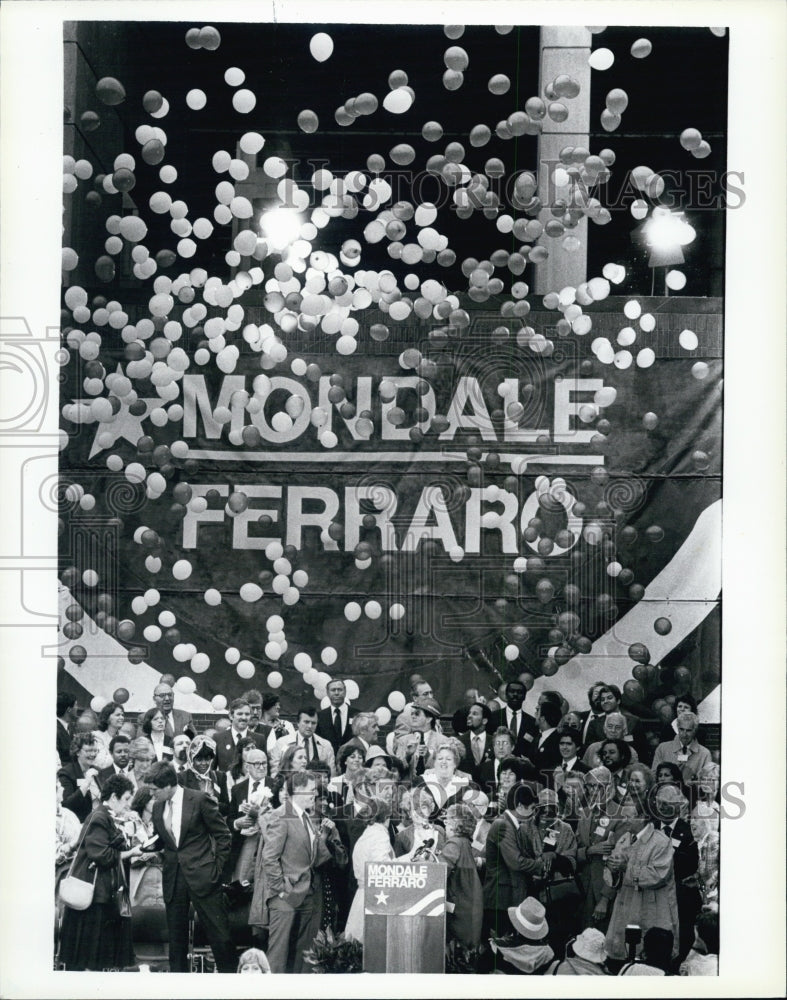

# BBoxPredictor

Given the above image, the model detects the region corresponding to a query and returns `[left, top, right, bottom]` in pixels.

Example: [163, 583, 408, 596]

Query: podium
[362, 861, 446, 973]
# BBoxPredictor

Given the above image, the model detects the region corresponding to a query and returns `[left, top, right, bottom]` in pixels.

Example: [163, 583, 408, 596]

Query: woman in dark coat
[58, 774, 143, 970]
[57, 733, 102, 823]
[440, 803, 482, 947]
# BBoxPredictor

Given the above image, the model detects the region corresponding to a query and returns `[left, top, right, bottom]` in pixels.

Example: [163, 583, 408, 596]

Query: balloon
[588, 48, 614, 70]
[504, 644, 520, 661]
[389, 604, 405, 620]
[387, 690, 406, 712]
[83, 569, 99, 587]
[240, 582, 263, 602]
[345, 680, 360, 701]
[309, 32, 334, 62]
[321, 646, 337, 666]
[90, 696, 107, 713]
[112, 687, 129, 704]
[631, 38, 652, 58]
[237, 659, 255, 679]
[691, 361, 709, 380]
[344, 602, 362, 622]
[680, 128, 703, 151]
[267, 671, 283, 688]
[488, 74, 510, 95]
[623, 680, 645, 704]
[186, 89, 207, 110]
[679, 329, 698, 350]
[204, 588, 222, 606]
[232, 89, 257, 113]
[294, 652, 312, 671]
[172, 559, 192, 580]
[654, 617, 673, 635]
[628, 642, 650, 663]
[96, 77, 126, 105]
[211, 694, 227, 711]
[191, 652, 210, 673]
[606, 88, 628, 114]
[364, 601, 382, 619]
[375, 706, 392, 726]
[297, 110, 319, 133]
[176, 676, 196, 694]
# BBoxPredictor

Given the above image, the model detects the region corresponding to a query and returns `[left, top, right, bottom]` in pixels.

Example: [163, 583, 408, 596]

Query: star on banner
[77, 366, 163, 459]
[374, 890, 389, 906]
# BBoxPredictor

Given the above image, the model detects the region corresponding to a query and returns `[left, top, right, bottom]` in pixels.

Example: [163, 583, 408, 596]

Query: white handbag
[59, 818, 98, 910]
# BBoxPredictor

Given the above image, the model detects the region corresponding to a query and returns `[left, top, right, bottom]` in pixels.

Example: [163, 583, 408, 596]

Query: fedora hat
[507, 897, 548, 940]
[572, 927, 607, 964]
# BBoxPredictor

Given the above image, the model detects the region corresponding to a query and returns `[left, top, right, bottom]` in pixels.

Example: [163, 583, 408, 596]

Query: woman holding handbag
[58, 774, 143, 970]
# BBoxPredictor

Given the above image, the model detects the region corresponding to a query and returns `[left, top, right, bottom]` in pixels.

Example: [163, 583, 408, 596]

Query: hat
[364, 745, 393, 768]
[508, 897, 548, 940]
[572, 928, 607, 964]
[537, 788, 559, 809]
[419, 696, 442, 719]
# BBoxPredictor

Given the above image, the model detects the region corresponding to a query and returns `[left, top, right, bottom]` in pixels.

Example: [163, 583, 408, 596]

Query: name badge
[544, 831, 558, 846]
[524, 733, 534, 742]
[617, 785, 627, 797]
[671, 837, 681, 848]
[471, 839, 485, 852]
[594, 825, 606, 837]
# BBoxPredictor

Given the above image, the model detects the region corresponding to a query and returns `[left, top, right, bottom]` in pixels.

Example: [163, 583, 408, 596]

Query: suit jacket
[214, 728, 268, 772]
[56, 719, 72, 766]
[261, 804, 331, 909]
[654, 816, 699, 884]
[578, 710, 606, 747]
[98, 763, 135, 785]
[457, 730, 495, 783]
[487, 707, 538, 758]
[316, 705, 358, 754]
[529, 730, 564, 778]
[269, 733, 336, 777]
[476, 756, 542, 800]
[482, 812, 542, 911]
[151, 786, 231, 902]
[551, 758, 590, 789]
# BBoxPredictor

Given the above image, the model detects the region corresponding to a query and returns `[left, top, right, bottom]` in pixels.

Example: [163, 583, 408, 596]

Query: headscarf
[186, 735, 220, 797]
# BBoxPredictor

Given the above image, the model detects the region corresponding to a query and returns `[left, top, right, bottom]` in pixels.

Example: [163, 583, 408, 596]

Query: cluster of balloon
[56, 22, 723, 709]
[680, 127, 712, 160]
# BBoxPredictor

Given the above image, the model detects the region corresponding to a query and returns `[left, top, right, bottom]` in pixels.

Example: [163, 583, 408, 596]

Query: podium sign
[362, 861, 446, 973]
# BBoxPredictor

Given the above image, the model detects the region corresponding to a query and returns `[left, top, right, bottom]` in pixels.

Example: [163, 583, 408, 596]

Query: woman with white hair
[582, 713, 639, 768]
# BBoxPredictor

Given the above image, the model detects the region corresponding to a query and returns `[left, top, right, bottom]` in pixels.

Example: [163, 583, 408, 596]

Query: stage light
[644, 209, 696, 267]
[259, 206, 302, 251]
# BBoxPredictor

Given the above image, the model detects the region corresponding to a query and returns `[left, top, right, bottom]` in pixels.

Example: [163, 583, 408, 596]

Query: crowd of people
[54, 675, 720, 975]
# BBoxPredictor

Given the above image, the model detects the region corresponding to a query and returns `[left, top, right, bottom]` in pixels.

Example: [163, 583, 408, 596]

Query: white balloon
[172, 559, 192, 580]
[225, 647, 241, 665]
[267, 670, 283, 688]
[387, 690, 406, 712]
[211, 694, 227, 711]
[309, 32, 334, 62]
[321, 646, 337, 666]
[345, 602, 362, 621]
[375, 706, 392, 725]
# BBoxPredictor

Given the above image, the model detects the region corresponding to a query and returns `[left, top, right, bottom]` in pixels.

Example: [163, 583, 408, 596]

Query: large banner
[56, 22, 724, 725]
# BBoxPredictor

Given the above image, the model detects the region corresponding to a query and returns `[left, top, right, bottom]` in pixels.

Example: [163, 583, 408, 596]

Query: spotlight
[259, 207, 302, 252]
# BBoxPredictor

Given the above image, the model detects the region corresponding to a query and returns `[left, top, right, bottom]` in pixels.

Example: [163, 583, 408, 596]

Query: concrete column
[534, 27, 592, 295]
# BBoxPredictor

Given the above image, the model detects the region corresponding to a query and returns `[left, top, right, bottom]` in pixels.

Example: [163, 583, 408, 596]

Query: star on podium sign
[77, 366, 163, 459]
[374, 890, 389, 906]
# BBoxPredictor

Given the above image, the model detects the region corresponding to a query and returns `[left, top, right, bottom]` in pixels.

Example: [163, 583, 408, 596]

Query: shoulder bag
[59, 816, 98, 910]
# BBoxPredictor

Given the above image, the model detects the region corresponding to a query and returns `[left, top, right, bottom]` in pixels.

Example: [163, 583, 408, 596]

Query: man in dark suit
[486, 679, 538, 757]
[261, 771, 332, 973]
[577, 682, 609, 747]
[146, 760, 236, 973]
[457, 702, 494, 782]
[529, 701, 564, 779]
[56, 692, 79, 765]
[316, 679, 357, 754]
[551, 728, 590, 789]
[653, 783, 700, 961]
[214, 698, 267, 771]
[97, 734, 134, 783]
[226, 748, 273, 877]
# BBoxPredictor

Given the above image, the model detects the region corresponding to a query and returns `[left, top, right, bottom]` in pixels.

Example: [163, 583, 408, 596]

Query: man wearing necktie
[654, 783, 700, 961]
[270, 707, 336, 777]
[579, 683, 609, 747]
[316, 680, 357, 755]
[486, 680, 538, 758]
[147, 760, 235, 973]
[262, 772, 332, 973]
[457, 702, 493, 782]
